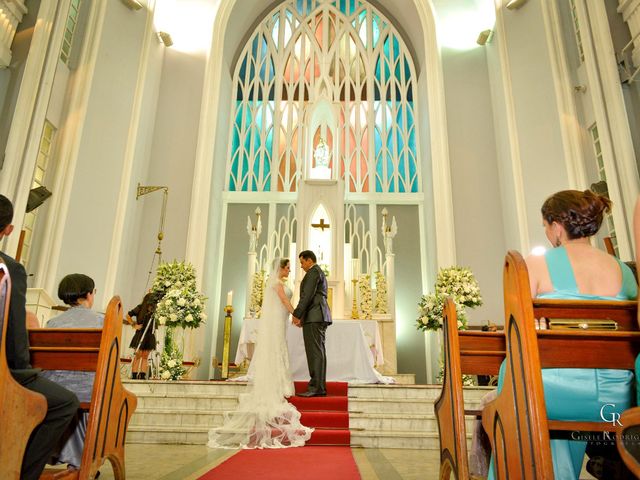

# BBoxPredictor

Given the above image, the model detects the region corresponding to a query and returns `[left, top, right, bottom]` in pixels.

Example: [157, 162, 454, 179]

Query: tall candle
[227, 290, 233, 306]
[351, 258, 359, 279]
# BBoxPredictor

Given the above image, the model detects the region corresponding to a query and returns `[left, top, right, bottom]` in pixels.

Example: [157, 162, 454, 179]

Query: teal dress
[489, 247, 637, 480]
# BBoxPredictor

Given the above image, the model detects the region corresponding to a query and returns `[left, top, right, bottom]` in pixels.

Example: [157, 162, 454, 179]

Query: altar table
[234, 318, 390, 383]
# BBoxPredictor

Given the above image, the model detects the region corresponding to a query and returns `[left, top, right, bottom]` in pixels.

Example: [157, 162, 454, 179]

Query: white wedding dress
[207, 264, 313, 449]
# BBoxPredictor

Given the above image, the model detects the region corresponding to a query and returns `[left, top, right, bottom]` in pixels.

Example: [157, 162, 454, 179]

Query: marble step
[129, 407, 479, 433]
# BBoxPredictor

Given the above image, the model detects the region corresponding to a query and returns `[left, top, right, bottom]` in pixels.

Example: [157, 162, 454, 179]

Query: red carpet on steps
[197, 446, 361, 479]
[289, 381, 350, 446]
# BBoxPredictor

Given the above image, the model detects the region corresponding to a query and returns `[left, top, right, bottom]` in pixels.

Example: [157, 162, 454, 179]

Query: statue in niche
[311, 138, 331, 179]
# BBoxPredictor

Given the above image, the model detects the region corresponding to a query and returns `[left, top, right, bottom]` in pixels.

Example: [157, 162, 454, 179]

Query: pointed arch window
[226, 0, 420, 194]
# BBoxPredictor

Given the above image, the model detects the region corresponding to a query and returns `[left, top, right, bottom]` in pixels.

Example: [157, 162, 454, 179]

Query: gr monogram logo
[600, 403, 623, 427]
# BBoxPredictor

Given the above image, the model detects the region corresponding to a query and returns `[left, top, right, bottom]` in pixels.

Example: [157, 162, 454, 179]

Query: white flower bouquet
[158, 342, 186, 381]
[416, 293, 468, 332]
[358, 273, 372, 319]
[435, 266, 483, 308]
[374, 271, 388, 314]
[151, 261, 197, 295]
[416, 266, 482, 332]
[151, 260, 207, 330]
[155, 286, 207, 329]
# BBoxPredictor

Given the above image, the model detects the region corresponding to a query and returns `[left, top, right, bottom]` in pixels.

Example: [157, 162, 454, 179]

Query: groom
[292, 250, 332, 397]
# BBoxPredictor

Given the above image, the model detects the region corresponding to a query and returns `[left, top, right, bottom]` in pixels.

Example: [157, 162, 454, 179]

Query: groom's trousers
[302, 322, 328, 393]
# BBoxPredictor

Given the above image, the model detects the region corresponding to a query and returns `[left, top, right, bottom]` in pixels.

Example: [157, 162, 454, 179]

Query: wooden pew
[0, 263, 48, 479]
[436, 250, 640, 479]
[481, 251, 640, 479]
[29, 296, 137, 480]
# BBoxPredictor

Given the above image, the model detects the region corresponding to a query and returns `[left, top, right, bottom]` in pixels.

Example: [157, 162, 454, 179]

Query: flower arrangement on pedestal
[416, 266, 482, 386]
[151, 260, 207, 380]
[358, 273, 372, 319]
[159, 335, 186, 381]
[249, 269, 265, 318]
[416, 266, 482, 332]
[373, 271, 388, 314]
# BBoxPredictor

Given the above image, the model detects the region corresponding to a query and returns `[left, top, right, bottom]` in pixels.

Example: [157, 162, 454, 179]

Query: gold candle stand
[221, 305, 233, 379]
[351, 278, 359, 319]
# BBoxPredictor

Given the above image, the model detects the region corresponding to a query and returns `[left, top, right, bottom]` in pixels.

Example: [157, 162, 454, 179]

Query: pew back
[30, 297, 137, 480]
[434, 297, 470, 480]
[481, 251, 640, 479]
[0, 263, 48, 480]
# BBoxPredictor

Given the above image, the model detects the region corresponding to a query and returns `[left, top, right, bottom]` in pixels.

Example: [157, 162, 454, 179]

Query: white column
[0, 0, 28, 68]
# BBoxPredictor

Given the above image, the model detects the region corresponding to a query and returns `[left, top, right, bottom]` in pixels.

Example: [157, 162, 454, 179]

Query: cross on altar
[311, 218, 330, 231]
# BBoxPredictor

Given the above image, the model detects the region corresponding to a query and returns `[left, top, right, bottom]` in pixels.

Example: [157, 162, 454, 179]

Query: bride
[207, 258, 313, 449]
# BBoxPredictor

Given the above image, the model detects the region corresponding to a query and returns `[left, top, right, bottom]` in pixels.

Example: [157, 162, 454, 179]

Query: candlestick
[351, 258, 360, 280]
[226, 290, 233, 306]
[351, 278, 359, 319]
[221, 305, 234, 379]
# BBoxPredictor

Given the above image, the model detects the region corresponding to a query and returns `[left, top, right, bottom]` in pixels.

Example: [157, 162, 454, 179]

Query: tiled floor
[91, 444, 439, 479]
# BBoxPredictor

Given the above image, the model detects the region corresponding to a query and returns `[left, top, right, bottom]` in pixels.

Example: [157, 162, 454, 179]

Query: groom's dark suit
[293, 263, 332, 394]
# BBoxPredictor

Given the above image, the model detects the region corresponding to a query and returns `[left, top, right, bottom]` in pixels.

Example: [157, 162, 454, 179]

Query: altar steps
[124, 381, 489, 449]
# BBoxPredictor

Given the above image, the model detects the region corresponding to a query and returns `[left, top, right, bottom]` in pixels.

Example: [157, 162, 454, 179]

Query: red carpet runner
[197, 446, 360, 479]
[198, 382, 357, 479]
[289, 381, 350, 446]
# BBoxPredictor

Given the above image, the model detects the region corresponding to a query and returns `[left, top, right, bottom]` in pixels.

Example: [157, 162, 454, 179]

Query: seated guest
[489, 189, 637, 480]
[0, 194, 79, 480]
[41, 273, 103, 472]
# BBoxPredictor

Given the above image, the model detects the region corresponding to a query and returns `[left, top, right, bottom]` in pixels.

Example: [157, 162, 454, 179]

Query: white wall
[441, 45, 505, 326]
[55, 2, 148, 311]
[501, 2, 570, 249]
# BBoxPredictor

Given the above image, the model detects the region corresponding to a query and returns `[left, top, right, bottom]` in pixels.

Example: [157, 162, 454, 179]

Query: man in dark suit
[0, 194, 79, 480]
[292, 250, 332, 397]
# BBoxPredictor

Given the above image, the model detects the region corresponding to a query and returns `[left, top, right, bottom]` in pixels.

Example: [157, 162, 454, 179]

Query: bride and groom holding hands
[208, 250, 332, 449]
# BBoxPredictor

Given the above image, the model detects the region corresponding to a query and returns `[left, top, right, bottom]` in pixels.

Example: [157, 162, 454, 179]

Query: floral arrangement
[417, 293, 468, 331]
[435, 266, 483, 309]
[416, 266, 482, 332]
[358, 273, 372, 319]
[151, 261, 197, 296]
[374, 271, 388, 314]
[151, 260, 207, 330]
[158, 341, 186, 381]
[249, 270, 265, 317]
[155, 286, 207, 329]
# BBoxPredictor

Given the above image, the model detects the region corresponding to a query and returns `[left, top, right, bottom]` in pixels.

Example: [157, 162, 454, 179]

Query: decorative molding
[540, 1, 588, 189]
[492, 0, 531, 255]
[574, 0, 635, 258]
[421, 1, 456, 268]
[102, 0, 158, 306]
[0, 0, 28, 67]
[2, 0, 67, 259]
[617, 0, 640, 67]
[37, 0, 109, 293]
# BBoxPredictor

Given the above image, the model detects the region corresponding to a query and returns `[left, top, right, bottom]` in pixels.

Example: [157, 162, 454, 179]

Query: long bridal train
[208, 260, 313, 449]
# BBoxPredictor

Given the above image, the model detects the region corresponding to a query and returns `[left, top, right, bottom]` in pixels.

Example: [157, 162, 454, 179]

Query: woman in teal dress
[489, 189, 637, 480]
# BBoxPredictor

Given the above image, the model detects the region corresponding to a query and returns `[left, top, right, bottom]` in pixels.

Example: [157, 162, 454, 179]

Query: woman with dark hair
[42, 273, 103, 473]
[127, 292, 161, 380]
[487, 190, 637, 480]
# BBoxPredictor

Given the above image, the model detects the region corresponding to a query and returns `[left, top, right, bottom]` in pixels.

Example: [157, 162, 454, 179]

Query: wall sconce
[120, 0, 143, 10]
[157, 31, 173, 47]
[477, 29, 493, 46]
[506, 0, 529, 10]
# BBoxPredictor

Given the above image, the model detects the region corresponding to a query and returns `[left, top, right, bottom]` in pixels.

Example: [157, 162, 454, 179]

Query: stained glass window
[227, 0, 420, 194]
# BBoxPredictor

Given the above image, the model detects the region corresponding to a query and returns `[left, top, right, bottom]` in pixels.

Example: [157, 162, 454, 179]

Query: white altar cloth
[233, 318, 392, 384]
